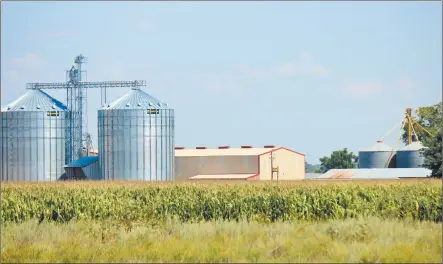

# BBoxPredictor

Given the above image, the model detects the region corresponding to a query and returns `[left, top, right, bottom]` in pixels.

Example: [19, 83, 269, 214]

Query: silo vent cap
[20, 106, 25, 109]
[137, 102, 142, 107]
[36, 105, 41, 109]
[126, 103, 131, 107]
[51, 104, 56, 109]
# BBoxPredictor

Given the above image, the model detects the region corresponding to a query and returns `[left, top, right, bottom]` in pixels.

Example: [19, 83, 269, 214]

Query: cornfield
[1, 180, 441, 224]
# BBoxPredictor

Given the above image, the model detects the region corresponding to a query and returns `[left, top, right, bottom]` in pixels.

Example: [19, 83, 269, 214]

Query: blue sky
[1, 2, 441, 164]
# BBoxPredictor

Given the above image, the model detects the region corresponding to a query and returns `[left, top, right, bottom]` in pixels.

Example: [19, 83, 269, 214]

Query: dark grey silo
[396, 141, 425, 168]
[358, 140, 396, 168]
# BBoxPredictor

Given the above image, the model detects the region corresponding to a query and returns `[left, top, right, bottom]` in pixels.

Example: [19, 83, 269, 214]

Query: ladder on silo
[7, 116, 14, 181]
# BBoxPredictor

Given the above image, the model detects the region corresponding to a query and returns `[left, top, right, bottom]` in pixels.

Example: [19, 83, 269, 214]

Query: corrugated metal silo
[396, 141, 425, 168]
[358, 140, 396, 168]
[1, 89, 68, 181]
[98, 88, 174, 180]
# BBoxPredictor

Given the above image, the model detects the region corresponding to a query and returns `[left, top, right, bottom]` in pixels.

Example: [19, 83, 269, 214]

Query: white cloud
[27, 31, 77, 40]
[276, 63, 298, 77]
[4, 70, 20, 81]
[395, 77, 416, 105]
[3, 53, 52, 85]
[343, 82, 382, 98]
[299, 52, 330, 76]
[234, 65, 266, 78]
[199, 74, 243, 98]
[236, 52, 330, 79]
[397, 77, 414, 91]
[9, 53, 48, 71]
[136, 19, 154, 33]
[276, 53, 330, 77]
[2, 54, 50, 108]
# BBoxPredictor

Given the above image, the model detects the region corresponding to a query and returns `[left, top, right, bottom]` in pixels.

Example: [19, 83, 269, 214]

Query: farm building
[174, 146, 305, 181]
[317, 168, 431, 180]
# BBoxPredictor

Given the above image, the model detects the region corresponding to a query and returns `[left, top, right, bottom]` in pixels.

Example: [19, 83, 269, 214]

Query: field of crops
[1, 179, 442, 263]
[2, 179, 441, 224]
[2, 217, 442, 263]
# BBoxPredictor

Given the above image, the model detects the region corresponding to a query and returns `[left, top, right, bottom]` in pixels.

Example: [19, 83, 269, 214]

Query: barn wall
[175, 155, 258, 180]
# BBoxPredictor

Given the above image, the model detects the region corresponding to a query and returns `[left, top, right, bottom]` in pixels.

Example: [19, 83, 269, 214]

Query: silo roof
[1, 89, 67, 111]
[103, 88, 169, 110]
[360, 141, 393, 152]
[400, 141, 424, 151]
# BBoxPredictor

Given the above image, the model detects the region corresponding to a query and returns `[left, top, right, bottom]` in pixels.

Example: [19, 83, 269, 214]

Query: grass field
[1, 217, 441, 263]
[1, 179, 442, 263]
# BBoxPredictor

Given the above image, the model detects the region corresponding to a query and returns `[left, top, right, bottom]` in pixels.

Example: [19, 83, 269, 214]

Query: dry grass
[1, 217, 441, 263]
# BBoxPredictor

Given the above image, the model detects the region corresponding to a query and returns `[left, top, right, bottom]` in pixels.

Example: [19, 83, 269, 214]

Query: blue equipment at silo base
[62, 156, 100, 180]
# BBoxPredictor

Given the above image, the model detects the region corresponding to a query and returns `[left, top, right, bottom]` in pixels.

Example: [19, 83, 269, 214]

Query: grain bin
[98, 88, 174, 180]
[1, 89, 68, 181]
[396, 141, 425, 168]
[358, 140, 396, 168]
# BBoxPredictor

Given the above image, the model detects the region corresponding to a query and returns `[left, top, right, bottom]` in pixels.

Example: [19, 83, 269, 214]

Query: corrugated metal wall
[175, 155, 258, 180]
[358, 151, 396, 168]
[397, 150, 424, 168]
[98, 109, 175, 180]
[1, 111, 67, 181]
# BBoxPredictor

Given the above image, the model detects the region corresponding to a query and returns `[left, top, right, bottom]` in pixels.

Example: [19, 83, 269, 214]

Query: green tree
[401, 102, 442, 177]
[402, 102, 443, 144]
[420, 128, 442, 177]
[319, 148, 358, 172]
[305, 162, 321, 173]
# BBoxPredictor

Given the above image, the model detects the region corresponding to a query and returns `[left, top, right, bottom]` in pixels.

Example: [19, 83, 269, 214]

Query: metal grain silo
[396, 141, 425, 168]
[1, 89, 68, 181]
[358, 140, 396, 168]
[98, 88, 174, 180]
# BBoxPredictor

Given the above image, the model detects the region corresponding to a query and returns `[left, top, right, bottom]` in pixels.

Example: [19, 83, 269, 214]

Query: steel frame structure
[26, 54, 147, 164]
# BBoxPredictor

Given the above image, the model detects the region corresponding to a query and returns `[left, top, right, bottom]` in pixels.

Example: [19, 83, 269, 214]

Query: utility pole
[269, 151, 279, 180]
